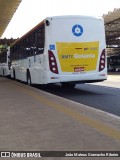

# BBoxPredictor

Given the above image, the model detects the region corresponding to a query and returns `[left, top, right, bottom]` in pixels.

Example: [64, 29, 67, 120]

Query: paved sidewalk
[0, 77, 120, 160]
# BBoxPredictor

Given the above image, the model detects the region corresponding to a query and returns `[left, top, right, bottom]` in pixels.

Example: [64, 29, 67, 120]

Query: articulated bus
[10, 16, 107, 87]
[0, 47, 11, 77]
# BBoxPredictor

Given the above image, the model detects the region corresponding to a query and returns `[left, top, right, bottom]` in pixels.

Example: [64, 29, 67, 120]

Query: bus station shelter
[0, 0, 22, 37]
[103, 8, 120, 56]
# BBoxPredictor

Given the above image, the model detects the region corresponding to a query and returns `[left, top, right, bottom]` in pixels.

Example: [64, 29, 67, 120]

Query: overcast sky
[1, 0, 120, 38]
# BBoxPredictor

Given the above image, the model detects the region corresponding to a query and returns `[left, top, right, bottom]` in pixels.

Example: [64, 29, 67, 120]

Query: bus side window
[23, 40, 27, 59]
[14, 45, 17, 60]
[37, 25, 45, 54]
[0, 51, 7, 63]
[4, 51, 7, 63]
[30, 34, 35, 56]
[25, 37, 31, 58]
[19, 45, 23, 59]
[0, 54, 1, 63]
[34, 32, 37, 56]
[13, 46, 15, 60]
[10, 48, 13, 60]
[118, 59, 120, 63]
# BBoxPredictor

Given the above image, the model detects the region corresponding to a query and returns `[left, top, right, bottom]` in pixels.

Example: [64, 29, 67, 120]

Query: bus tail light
[48, 50, 59, 74]
[99, 49, 106, 72]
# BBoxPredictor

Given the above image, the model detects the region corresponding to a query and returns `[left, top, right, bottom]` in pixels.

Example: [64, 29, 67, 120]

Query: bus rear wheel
[3, 69, 4, 76]
[27, 71, 31, 86]
[13, 70, 16, 79]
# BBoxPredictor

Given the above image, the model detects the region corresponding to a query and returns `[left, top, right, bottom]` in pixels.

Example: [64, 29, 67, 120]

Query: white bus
[10, 16, 107, 87]
[0, 47, 11, 77]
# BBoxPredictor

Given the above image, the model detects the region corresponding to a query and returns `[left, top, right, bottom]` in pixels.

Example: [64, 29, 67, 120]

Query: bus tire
[3, 69, 4, 76]
[13, 70, 16, 80]
[27, 71, 31, 86]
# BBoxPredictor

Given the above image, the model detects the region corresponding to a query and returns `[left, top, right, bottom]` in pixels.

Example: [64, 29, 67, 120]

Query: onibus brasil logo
[72, 24, 83, 36]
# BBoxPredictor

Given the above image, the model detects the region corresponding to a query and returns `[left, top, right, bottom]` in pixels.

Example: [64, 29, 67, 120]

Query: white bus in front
[0, 47, 11, 77]
[10, 16, 107, 87]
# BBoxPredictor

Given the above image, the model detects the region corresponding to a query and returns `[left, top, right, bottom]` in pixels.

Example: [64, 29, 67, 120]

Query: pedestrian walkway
[0, 77, 120, 160]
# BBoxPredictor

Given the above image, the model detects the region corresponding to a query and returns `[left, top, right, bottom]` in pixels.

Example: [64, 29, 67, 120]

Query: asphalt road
[37, 74, 120, 117]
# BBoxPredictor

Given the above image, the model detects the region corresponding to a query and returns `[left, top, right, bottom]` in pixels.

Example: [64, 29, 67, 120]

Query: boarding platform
[0, 77, 120, 159]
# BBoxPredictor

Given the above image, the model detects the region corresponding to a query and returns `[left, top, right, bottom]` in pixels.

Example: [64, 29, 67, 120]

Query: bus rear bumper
[59, 72, 107, 84]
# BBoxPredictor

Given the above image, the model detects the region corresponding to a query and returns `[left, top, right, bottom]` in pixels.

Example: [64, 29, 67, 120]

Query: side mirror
[46, 20, 50, 26]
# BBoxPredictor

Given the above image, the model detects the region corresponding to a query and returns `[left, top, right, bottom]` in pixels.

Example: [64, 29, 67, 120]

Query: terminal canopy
[0, 0, 22, 37]
[103, 8, 120, 55]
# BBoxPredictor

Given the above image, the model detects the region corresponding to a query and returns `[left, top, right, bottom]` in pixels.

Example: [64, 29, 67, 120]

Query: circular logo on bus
[72, 24, 83, 36]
